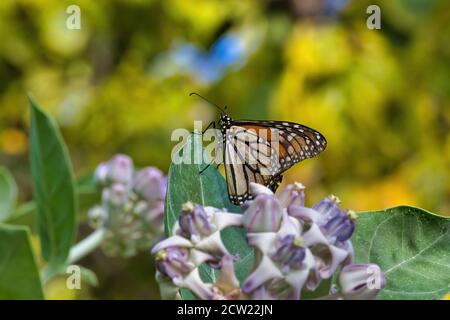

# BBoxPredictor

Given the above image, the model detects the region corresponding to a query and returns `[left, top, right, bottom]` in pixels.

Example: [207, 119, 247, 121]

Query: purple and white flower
[89, 155, 167, 257]
[338, 264, 386, 300]
[152, 181, 385, 300]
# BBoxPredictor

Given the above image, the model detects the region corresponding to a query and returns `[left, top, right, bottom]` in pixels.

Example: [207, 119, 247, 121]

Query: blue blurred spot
[323, 0, 349, 16]
[170, 33, 247, 84]
[210, 34, 245, 68]
[171, 44, 199, 67]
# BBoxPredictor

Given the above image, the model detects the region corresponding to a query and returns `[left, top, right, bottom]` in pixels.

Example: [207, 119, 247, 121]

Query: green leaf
[29, 96, 77, 270]
[0, 224, 44, 299]
[7, 175, 99, 224]
[165, 134, 253, 299]
[353, 205, 450, 300]
[0, 167, 18, 222]
[302, 278, 332, 300]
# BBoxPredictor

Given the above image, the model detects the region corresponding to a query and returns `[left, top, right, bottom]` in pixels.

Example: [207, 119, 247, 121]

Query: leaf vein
[385, 229, 450, 274]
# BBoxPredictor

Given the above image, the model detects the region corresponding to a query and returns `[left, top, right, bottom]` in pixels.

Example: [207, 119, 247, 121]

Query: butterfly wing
[223, 124, 283, 204]
[223, 120, 326, 205]
[237, 120, 328, 172]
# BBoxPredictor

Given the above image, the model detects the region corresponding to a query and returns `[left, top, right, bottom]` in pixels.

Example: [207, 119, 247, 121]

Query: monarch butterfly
[190, 93, 327, 205]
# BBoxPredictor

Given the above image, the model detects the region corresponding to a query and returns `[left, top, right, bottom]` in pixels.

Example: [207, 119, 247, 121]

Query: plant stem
[68, 228, 106, 264]
[40, 229, 106, 284]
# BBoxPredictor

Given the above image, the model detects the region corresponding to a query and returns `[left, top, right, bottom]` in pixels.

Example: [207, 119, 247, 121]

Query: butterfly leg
[192, 121, 216, 135]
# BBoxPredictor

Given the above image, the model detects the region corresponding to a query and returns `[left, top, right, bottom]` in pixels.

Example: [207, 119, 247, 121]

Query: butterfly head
[219, 113, 232, 134]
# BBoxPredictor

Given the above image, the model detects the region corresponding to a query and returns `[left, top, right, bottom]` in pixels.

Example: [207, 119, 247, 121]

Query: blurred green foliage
[0, 0, 449, 299]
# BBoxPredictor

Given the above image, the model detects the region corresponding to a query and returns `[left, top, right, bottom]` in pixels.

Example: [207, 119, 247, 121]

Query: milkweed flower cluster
[152, 202, 244, 299]
[152, 182, 385, 300]
[241, 183, 384, 299]
[89, 154, 167, 257]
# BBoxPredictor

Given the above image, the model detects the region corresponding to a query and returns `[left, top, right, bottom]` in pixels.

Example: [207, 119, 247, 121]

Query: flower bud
[109, 155, 133, 184]
[271, 235, 306, 273]
[322, 214, 355, 242]
[276, 182, 305, 208]
[88, 206, 108, 228]
[94, 163, 109, 186]
[95, 154, 133, 187]
[155, 247, 194, 280]
[242, 195, 283, 232]
[133, 200, 164, 231]
[132, 167, 167, 201]
[178, 202, 215, 239]
[313, 195, 345, 224]
[339, 264, 385, 300]
[103, 183, 128, 206]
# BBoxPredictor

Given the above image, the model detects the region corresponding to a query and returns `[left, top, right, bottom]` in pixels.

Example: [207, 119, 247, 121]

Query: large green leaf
[29, 96, 77, 271]
[353, 206, 450, 300]
[164, 134, 253, 299]
[0, 224, 44, 299]
[7, 175, 99, 224]
[0, 167, 17, 222]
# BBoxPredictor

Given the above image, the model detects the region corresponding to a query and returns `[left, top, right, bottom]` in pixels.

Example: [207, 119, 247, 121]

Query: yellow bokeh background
[0, 0, 448, 298]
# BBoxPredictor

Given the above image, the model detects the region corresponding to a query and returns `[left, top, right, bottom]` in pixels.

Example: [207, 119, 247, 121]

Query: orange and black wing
[222, 120, 326, 205]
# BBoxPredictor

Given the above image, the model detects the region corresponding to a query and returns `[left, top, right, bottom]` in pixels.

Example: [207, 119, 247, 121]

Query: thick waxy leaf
[29, 96, 77, 270]
[0, 224, 44, 299]
[0, 167, 18, 221]
[164, 134, 253, 299]
[353, 206, 450, 300]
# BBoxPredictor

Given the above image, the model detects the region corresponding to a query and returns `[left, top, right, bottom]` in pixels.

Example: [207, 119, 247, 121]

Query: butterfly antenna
[189, 92, 225, 114]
